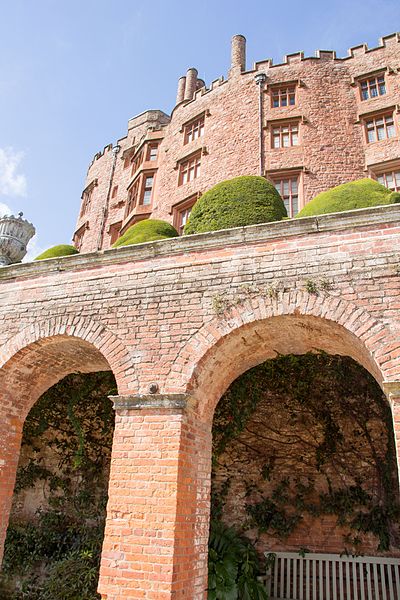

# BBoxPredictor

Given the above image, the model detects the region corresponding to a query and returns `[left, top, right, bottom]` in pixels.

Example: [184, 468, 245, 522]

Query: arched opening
[209, 352, 400, 596]
[0, 334, 124, 598]
[184, 312, 400, 598]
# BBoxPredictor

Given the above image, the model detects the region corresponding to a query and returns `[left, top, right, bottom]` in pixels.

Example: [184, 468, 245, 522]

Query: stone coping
[0, 203, 399, 281]
[110, 394, 191, 411]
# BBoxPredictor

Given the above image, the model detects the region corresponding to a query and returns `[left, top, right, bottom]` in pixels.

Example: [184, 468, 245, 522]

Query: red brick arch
[0, 316, 136, 567]
[172, 291, 398, 420]
[0, 315, 136, 402]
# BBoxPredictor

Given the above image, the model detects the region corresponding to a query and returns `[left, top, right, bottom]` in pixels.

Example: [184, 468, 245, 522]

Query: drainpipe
[254, 73, 267, 176]
[97, 144, 120, 250]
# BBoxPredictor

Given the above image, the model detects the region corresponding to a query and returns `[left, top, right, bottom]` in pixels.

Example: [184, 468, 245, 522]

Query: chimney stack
[176, 76, 186, 104]
[230, 34, 246, 75]
[184, 67, 198, 101]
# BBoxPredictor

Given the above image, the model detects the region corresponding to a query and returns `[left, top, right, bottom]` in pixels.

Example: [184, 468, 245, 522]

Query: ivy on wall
[212, 352, 400, 554]
[0, 371, 116, 600]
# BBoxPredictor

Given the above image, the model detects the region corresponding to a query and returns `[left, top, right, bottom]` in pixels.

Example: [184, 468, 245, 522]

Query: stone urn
[0, 213, 35, 266]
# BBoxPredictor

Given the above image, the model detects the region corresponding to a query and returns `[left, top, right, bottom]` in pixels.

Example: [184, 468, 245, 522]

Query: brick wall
[1, 206, 400, 597]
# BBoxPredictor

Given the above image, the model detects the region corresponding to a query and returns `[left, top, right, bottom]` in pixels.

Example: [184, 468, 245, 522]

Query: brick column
[98, 394, 212, 600]
[384, 382, 400, 487]
[0, 391, 24, 566]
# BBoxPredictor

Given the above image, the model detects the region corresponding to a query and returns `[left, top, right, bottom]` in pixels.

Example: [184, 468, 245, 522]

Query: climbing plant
[212, 353, 400, 554]
[0, 371, 116, 600]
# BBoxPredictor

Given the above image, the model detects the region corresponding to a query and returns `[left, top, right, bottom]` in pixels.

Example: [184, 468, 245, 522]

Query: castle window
[365, 113, 396, 143]
[179, 152, 201, 185]
[80, 179, 98, 217]
[272, 122, 299, 148]
[184, 115, 205, 144]
[109, 221, 122, 245]
[80, 189, 92, 216]
[131, 149, 144, 176]
[376, 170, 400, 191]
[125, 180, 139, 217]
[147, 143, 159, 161]
[360, 75, 386, 101]
[272, 176, 299, 217]
[271, 85, 296, 108]
[172, 195, 198, 234]
[142, 175, 154, 205]
[73, 222, 88, 251]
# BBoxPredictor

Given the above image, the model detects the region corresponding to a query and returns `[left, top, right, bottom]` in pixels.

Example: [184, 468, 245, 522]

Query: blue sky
[0, 0, 399, 258]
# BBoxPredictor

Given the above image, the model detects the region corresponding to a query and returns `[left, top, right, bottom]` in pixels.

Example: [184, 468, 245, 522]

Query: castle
[0, 35, 400, 599]
[74, 34, 400, 251]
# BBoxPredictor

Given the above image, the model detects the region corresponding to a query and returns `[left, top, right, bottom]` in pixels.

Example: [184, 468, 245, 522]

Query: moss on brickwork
[183, 175, 287, 235]
[34, 245, 79, 260]
[297, 178, 400, 218]
[112, 219, 178, 248]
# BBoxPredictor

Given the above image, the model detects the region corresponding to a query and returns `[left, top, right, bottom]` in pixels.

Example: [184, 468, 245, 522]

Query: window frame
[267, 171, 302, 218]
[271, 120, 300, 149]
[108, 221, 122, 246]
[172, 194, 199, 235]
[363, 111, 396, 144]
[141, 173, 155, 206]
[73, 221, 89, 251]
[270, 84, 297, 108]
[80, 179, 98, 217]
[146, 143, 159, 162]
[369, 161, 400, 192]
[178, 151, 202, 186]
[359, 74, 386, 101]
[183, 114, 205, 145]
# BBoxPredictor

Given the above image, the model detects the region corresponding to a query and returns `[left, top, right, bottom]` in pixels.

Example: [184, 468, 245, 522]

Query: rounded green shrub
[296, 178, 400, 218]
[35, 245, 79, 261]
[112, 219, 178, 248]
[183, 175, 287, 235]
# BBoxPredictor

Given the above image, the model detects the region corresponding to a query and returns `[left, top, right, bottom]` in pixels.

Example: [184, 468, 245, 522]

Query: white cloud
[0, 202, 13, 216]
[24, 235, 44, 263]
[0, 147, 27, 197]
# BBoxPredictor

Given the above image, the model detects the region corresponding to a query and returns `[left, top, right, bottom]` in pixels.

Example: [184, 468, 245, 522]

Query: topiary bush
[112, 219, 178, 248]
[296, 178, 400, 218]
[183, 175, 287, 235]
[34, 245, 79, 261]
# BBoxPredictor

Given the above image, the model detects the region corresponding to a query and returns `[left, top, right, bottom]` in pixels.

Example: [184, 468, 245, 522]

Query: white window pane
[395, 172, 400, 186]
[387, 124, 395, 138]
[377, 127, 385, 141]
[367, 129, 375, 143]
[283, 181, 289, 195]
[291, 179, 298, 193]
[282, 134, 289, 147]
[292, 132, 298, 145]
[377, 175, 385, 185]
[386, 174, 394, 188]
[143, 191, 151, 205]
[292, 196, 299, 215]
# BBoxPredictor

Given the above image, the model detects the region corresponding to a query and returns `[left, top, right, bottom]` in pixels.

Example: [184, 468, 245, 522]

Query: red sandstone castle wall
[73, 34, 400, 253]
